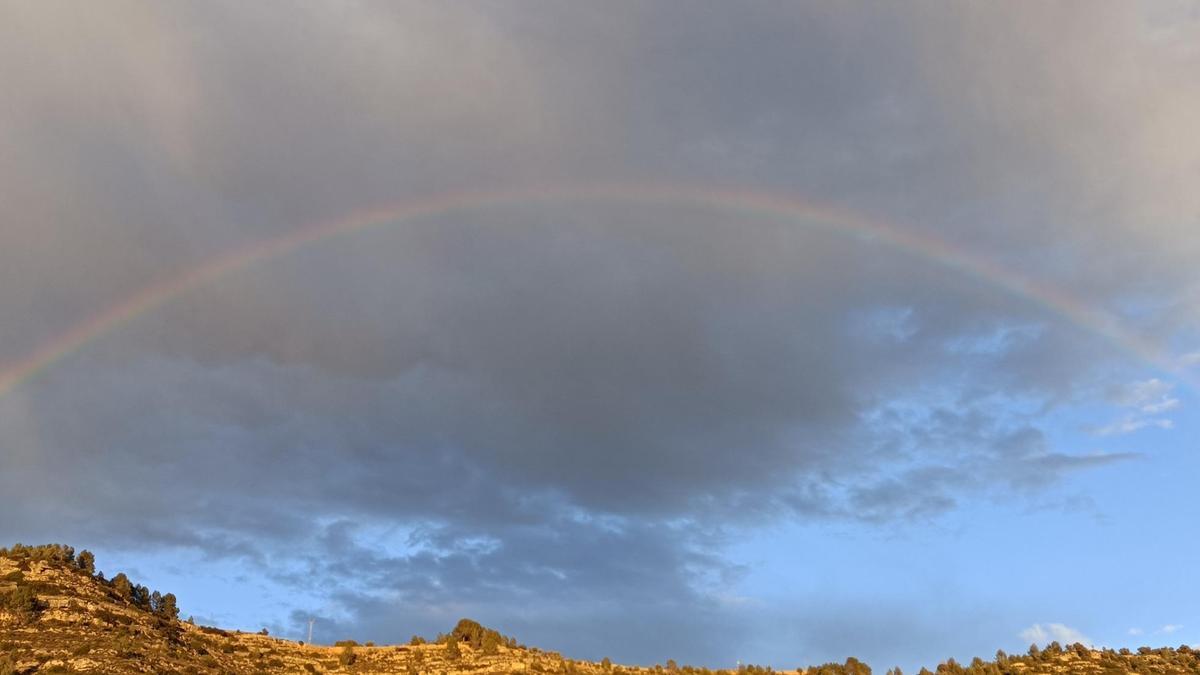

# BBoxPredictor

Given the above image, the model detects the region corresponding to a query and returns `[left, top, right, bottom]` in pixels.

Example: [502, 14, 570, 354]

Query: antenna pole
[308, 617, 315, 644]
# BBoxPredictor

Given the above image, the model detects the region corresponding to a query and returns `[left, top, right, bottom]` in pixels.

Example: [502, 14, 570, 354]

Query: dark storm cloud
[2, 0, 1198, 664]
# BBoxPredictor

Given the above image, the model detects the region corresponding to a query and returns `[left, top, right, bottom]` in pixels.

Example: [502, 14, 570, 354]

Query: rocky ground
[2, 547, 1199, 675]
[0, 550, 606, 674]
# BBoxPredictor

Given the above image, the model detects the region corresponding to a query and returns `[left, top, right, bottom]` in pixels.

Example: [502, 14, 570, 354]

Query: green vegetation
[451, 617, 520, 651]
[445, 634, 462, 660]
[802, 658, 872, 675]
[1, 584, 41, 622]
[924, 641, 1200, 675]
[2, 542, 180, 625]
[0, 543, 79, 564]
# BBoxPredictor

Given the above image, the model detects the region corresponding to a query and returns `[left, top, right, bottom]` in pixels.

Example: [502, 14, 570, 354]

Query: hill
[2, 544, 1198, 675]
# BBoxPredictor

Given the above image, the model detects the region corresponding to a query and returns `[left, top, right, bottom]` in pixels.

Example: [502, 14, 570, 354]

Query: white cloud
[1180, 352, 1200, 368]
[1129, 627, 1144, 636]
[1096, 379, 1181, 436]
[1020, 623, 1092, 646]
[1120, 379, 1181, 414]
[1161, 624, 1184, 634]
[1095, 416, 1174, 437]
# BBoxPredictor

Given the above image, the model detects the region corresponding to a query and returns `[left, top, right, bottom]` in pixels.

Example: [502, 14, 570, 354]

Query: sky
[1, 1, 1200, 672]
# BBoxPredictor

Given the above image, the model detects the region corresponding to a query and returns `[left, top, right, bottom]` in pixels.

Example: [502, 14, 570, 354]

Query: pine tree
[112, 573, 133, 601]
[157, 593, 180, 620]
[76, 550, 96, 575]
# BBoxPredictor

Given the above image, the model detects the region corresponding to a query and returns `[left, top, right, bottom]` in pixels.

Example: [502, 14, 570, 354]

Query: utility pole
[308, 618, 315, 644]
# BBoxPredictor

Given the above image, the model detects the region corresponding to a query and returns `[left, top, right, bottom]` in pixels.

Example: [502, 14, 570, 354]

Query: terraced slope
[2, 545, 1198, 675]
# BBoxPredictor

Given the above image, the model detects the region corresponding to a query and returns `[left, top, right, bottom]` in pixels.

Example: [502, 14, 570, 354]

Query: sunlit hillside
[3, 546, 1198, 675]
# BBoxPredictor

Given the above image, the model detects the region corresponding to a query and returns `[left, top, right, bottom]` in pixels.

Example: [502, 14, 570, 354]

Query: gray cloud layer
[2, 0, 1198, 667]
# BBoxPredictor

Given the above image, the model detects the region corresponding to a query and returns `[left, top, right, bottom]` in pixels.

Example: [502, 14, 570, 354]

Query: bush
[0, 543, 75, 563]
[339, 644, 358, 667]
[483, 631, 501, 655]
[451, 618, 513, 651]
[2, 585, 41, 621]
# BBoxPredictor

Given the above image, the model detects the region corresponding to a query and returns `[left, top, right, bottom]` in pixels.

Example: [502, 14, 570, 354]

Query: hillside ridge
[2, 544, 1198, 675]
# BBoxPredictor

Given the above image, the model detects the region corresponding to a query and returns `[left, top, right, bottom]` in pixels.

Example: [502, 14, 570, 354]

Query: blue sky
[1, 2, 1199, 672]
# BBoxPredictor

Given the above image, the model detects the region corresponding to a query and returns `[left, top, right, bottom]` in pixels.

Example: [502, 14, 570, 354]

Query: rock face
[3, 546, 1200, 675]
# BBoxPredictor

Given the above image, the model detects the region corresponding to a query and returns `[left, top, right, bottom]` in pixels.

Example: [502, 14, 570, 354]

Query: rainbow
[0, 182, 1187, 399]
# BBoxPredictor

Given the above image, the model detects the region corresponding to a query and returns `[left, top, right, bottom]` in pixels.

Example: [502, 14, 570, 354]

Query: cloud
[1019, 623, 1092, 647]
[1161, 624, 1184, 634]
[1129, 628, 1144, 636]
[1116, 379, 1181, 415]
[1094, 417, 1174, 437]
[1094, 379, 1182, 436]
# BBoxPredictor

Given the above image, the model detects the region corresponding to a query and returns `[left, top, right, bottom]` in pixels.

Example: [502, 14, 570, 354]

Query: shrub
[451, 618, 513, 651]
[482, 632, 501, 655]
[2, 585, 42, 621]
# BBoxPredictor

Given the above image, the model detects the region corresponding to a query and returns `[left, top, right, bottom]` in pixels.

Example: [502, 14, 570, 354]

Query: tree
[339, 644, 358, 667]
[411, 635, 427, 646]
[76, 550, 96, 575]
[445, 637, 462, 661]
[157, 593, 179, 620]
[132, 584, 152, 609]
[845, 658, 872, 675]
[937, 659, 963, 675]
[112, 573, 133, 601]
